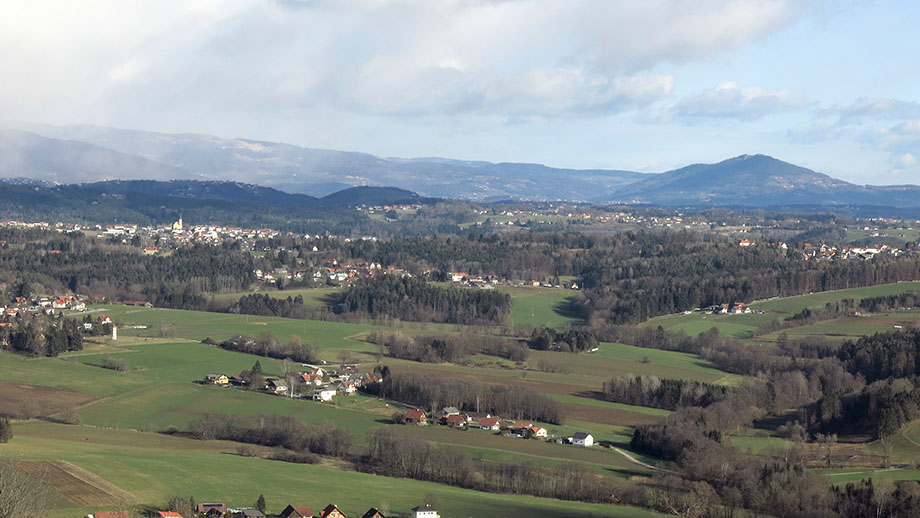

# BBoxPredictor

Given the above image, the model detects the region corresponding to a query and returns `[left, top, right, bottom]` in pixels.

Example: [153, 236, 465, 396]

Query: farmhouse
[530, 425, 548, 438]
[405, 408, 428, 425]
[280, 505, 313, 518]
[510, 422, 532, 437]
[445, 413, 469, 428]
[320, 504, 347, 518]
[732, 302, 752, 314]
[300, 372, 323, 386]
[478, 416, 501, 431]
[158, 512, 184, 518]
[266, 378, 288, 394]
[572, 431, 595, 447]
[204, 373, 229, 385]
[410, 504, 440, 518]
[314, 387, 337, 402]
[337, 381, 357, 394]
[196, 504, 228, 515]
[362, 509, 386, 518]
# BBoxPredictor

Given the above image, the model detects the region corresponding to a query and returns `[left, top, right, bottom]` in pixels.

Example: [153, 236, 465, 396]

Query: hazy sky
[2, 0, 918, 184]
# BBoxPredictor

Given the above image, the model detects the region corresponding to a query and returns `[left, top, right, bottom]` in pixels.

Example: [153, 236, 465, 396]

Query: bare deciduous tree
[0, 462, 47, 518]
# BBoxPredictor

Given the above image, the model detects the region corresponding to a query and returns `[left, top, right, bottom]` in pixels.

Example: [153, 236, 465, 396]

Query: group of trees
[528, 326, 598, 352]
[601, 374, 727, 411]
[0, 230, 254, 305]
[858, 291, 920, 312]
[0, 314, 83, 357]
[216, 333, 319, 364]
[188, 413, 353, 459]
[226, 293, 309, 319]
[368, 371, 564, 424]
[338, 276, 512, 325]
[366, 330, 529, 363]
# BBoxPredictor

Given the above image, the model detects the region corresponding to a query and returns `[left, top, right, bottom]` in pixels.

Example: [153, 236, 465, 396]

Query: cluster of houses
[88, 503, 439, 518]
[703, 302, 753, 315]
[1, 294, 87, 319]
[403, 407, 594, 447]
[254, 259, 411, 286]
[800, 242, 916, 261]
[204, 364, 381, 402]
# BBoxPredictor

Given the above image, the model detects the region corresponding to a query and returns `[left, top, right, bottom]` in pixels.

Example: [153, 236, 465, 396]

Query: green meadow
[751, 281, 920, 315]
[640, 281, 920, 341]
[504, 288, 583, 328]
[3, 421, 663, 518]
[13, 282, 920, 515]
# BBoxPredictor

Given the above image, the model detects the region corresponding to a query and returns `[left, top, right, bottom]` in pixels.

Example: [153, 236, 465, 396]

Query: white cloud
[671, 82, 807, 120]
[819, 98, 920, 123]
[898, 152, 918, 168]
[0, 0, 802, 127]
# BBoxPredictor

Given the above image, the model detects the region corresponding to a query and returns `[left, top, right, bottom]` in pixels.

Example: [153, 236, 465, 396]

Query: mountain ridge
[3, 124, 919, 209]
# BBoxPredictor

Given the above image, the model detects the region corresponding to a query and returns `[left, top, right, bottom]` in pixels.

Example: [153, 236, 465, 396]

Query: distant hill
[86, 179, 319, 207]
[611, 154, 920, 208]
[318, 186, 421, 206]
[7, 124, 647, 200]
[3, 125, 920, 210]
[0, 179, 449, 236]
[0, 130, 191, 183]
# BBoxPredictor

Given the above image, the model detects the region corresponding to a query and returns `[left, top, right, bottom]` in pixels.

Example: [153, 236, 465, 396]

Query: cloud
[820, 98, 920, 123]
[0, 0, 803, 127]
[670, 81, 807, 120]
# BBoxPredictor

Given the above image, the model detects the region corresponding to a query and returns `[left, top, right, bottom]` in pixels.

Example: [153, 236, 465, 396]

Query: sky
[1, 0, 918, 184]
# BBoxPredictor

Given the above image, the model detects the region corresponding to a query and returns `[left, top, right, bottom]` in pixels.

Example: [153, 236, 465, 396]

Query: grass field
[641, 282, 920, 341]
[14, 282, 920, 514]
[641, 311, 769, 339]
[752, 281, 920, 315]
[2, 421, 664, 518]
[503, 288, 583, 328]
[211, 287, 341, 308]
[97, 305, 377, 355]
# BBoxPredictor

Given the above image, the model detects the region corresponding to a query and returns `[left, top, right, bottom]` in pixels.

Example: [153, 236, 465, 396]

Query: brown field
[0, 381, 96, 418]
[6, 459, 138, 507]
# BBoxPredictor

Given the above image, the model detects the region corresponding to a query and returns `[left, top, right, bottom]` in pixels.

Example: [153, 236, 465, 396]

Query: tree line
[365, 330, 529, 363]
[215, 333, 319, 364]
[188, 413, 353, 459]
[337, 275, 512, 325]
[528, 326, 598, 352]
[366, 371, 564, 424]
[601, 374, 727, 411]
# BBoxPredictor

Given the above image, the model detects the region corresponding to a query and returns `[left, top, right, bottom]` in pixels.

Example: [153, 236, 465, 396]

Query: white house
[572, 432, 594, 447]
[410, 505, 439, 518]
[531, 426, 548, 438]
[313, 387, 337, 402]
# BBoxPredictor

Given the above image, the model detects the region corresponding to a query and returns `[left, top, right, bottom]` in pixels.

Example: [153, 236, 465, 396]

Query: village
[88, 502, 440, 518]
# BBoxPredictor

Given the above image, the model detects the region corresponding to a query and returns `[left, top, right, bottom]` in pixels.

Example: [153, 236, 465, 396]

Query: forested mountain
[0, 180, 453, 235]
[4, 125, 920, 212]
[611, 154, 920, 208]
